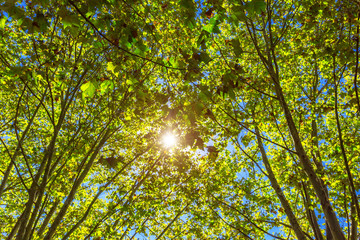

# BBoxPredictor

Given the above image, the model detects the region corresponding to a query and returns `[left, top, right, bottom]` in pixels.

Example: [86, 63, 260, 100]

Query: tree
[0, 0, 359, 239]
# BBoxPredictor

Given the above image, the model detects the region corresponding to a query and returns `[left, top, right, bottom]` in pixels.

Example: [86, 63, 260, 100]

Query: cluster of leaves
[0, 0, 360, 239]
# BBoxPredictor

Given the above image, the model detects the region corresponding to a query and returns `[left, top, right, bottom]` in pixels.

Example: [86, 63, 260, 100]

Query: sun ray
[162, 132, 177, 148]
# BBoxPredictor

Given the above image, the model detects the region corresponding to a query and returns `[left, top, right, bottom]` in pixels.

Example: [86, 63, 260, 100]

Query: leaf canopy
[0, 0, 360, 239]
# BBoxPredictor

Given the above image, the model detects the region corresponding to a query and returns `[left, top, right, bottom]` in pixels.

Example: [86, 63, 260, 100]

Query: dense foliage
[0, 0, 359, 239]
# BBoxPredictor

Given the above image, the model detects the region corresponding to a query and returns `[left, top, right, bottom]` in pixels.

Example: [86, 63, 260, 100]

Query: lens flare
[162, 132, 177, 148]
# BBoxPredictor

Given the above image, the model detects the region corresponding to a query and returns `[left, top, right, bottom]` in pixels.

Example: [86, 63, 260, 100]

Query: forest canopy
[0, 0, 360, 239]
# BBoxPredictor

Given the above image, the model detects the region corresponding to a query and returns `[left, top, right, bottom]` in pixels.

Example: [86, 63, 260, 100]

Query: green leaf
[246, 0, 266, 15]
[62, 15, 80, 28]
[231, 39, 243, 57]
[228, 89, 235, 100]
[33, 13, 49, 32]
[197, 30, 210, 48]
[100, 80, 114, 94]
[0, 17, 7, 29]
[107, 62, 116, 73]
[169, 57, 179, 67]
[253, 0, 266, 13]
[136, 41, 149, 52]
[134, 41, 149, 56]
[203, 15, 220, 34]
[81, 81, 96, 98]
[242, 134, 251, 147]
[180, 0, 193, 9]
[199, 52, 212, 64]
[100, 156, 124, 169]
[126, 78, 134, 85]
[20, 17, 33, 32]
[232, 5, 247, 22]
[6, 4, 25, 19]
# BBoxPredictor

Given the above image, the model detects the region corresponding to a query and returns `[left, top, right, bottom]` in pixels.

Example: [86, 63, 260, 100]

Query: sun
[162, 132, 177, 148]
